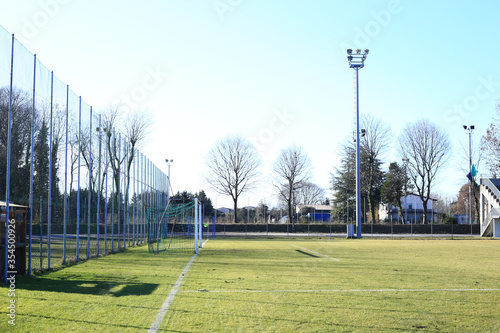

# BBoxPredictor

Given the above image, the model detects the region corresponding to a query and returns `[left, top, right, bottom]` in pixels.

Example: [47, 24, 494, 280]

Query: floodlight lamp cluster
[347, 49, 369, 68]
[463, 125, 474, 132]
[165, 159, 174, 164]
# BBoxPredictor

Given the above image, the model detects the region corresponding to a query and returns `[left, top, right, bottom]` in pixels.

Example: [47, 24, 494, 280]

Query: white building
[480, 178, 500, 238]
[379, 194, 437, 223]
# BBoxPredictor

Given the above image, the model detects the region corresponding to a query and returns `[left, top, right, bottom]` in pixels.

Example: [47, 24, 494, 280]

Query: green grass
[1, 239, 500, 332]
[1, 244, 193, 332]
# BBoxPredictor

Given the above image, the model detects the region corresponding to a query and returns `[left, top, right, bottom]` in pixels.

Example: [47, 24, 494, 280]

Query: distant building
[296, 205, 332, 222]
[454, 214, 468, 224]
[216, 207, 233, 214]
[378, 194, 437, 223]
[479, 178, 500, 238]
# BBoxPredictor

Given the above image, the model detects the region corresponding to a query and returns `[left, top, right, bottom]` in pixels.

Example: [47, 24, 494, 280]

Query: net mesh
[147, 200, 196, 254]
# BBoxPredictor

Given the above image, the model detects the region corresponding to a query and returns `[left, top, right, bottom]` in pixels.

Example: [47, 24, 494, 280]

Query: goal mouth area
[147, 200, 197, 254]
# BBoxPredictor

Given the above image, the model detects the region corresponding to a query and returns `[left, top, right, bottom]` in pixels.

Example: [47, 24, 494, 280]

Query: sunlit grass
[1, 239, 499, 332]
[165, 239, 500, 332]
[0, 245, 193, 332]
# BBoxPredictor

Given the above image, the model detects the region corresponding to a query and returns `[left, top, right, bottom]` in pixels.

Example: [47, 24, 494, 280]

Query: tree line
[204, 105, 500, 224]
[0, 86, 153, 225]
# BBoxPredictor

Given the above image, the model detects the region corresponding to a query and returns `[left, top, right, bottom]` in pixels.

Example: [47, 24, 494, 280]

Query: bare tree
[102, 107, 152, 214]
[296, 182, 325, 205]
[206, 135, 260, 223]
[399, 119, 451, 223]
[452, 183, 480, 221]
[481, 103, 500, 177]
[273, 145, 312, 226]
[124, 110, 152, 203]
[360, 114, 391, 222]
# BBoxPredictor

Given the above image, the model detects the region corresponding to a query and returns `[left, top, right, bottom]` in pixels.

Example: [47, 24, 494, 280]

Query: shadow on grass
[17, 277, 159, 297]
[295, 249, 321, 258]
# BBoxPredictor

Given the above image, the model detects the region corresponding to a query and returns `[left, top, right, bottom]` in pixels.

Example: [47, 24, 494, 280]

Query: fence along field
[0, 25, 169, 281]
[1, 238, 498, 332]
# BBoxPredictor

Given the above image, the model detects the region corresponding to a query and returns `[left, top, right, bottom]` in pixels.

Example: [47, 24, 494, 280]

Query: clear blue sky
[1, 0, 499, 208]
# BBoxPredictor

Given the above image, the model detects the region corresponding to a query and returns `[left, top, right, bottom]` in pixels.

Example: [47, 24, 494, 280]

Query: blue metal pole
[29, 54, 36, 276]
[355, 67, 362, 239]
[194, 198, 198, 254]
[4, 34, 14, 283]
[133, 149, 136, 245]
[199, 203, 203, 248]
[63, 84, 69, 264]
[104, 143, 108, 255]
[76, 97, 81, 261]
[48, 71, 54, 269]
[111, 142, 115, 253]
[117, 133, 121, 251]
[87, 107, 92, 259]
[40, 197, 43, 270]
[141, 154, 147, 243]
[126, 142, 129, 249]
[96, 114, 101, 257]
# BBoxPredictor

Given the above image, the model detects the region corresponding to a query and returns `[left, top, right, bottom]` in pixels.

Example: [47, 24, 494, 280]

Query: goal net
[147, 199, 201, 254]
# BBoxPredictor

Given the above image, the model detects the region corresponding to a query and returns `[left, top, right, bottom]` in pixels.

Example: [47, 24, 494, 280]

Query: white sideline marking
[180, 288, 500, 293]
[148, 239, 207, 333]
[291, 244, 340, 261]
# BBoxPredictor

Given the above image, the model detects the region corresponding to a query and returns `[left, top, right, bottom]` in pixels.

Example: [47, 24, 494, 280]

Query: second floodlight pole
[347, 49, 369, 239]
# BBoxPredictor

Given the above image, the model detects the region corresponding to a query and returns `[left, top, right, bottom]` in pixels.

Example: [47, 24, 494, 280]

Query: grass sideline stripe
[291, 244, 340, 261]
[148, 250, 200, 332]
[180, 288, 500, 293]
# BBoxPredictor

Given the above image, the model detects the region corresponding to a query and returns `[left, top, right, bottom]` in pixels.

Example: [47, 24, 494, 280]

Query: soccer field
[1, 238, 499, 332]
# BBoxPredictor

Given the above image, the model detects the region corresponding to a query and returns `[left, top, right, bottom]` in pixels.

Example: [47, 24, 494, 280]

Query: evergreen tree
[33, 118, 50, 214]
[331, 143, 356, 222]
[381, 162, 411, 223]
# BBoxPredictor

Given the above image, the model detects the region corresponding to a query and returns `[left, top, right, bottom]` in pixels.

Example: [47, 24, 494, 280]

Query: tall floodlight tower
[463, 125, 474, 226]
[347, 49, 369, 239]
[165, 159, 173, 203]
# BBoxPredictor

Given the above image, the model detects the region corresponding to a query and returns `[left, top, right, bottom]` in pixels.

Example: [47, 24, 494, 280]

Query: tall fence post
[28, 53, 37, 276]
[87, 106, 92, 259]
[47, 71, 54, 270]
[198, 204, 203, 248]
[96, 114, 102, 257]
[76, 96, 82, 261]
[40, 197, 43, 270]
[104, 144, 108, 255]
[4, 34, 14, 282]
[117, 133, 121, 251]
[194, 198, 199, 254]
[63, 84, 69, 265]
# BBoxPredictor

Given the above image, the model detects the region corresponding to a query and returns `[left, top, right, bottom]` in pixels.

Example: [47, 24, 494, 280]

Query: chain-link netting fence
[0, 27, 169, 281]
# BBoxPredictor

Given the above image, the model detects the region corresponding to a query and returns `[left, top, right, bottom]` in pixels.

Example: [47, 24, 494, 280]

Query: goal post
[147, 197, 203, 254]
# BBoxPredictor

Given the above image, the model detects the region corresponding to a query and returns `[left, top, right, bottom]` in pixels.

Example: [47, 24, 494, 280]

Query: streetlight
[165, 159, 173, 203]
[463, 125, 474, 227]
[347, 48, 369, 238]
